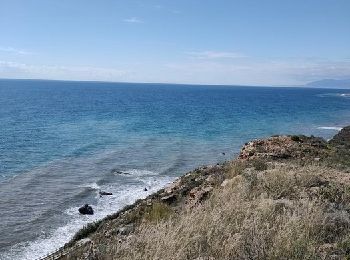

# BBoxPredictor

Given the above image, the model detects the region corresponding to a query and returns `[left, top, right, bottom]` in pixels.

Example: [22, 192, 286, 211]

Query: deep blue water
[0, 79, 349, 259]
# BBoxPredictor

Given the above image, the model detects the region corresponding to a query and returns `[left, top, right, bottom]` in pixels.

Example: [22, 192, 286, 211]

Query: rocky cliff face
[238, 135, 329, 161]
[238, 126, 350, 168]
[329, 126, 350, 148]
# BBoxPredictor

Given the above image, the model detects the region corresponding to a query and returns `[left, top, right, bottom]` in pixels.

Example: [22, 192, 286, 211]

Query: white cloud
[0, 46, 33, 55]
[163, 58, 350, 85]
[0, 61, 129, 81]
[123, 17, 143, 23]
[1, 57, 349, 86]
[186, 51, 246, 59]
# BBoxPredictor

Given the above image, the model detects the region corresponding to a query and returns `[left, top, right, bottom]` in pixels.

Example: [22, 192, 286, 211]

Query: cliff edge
[44, 127, 350, 260]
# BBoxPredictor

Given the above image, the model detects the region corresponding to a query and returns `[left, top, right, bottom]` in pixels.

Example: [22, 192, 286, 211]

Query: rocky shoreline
[43, 126, 350, 260]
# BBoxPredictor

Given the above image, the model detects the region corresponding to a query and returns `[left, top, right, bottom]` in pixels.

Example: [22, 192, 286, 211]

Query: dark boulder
[99, 191, 113, 196]
[79, 204, 94, 215]
[144, 187, 148, 191]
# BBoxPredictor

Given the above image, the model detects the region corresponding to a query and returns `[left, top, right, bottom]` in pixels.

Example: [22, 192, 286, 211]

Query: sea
[0, 79, 349, 260]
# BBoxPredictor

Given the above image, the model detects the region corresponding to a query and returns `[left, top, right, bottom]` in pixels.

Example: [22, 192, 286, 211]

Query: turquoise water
[0, 79, 349, 259]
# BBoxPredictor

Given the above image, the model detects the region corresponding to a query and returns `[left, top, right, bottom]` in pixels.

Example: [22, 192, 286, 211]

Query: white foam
[2, 171, 174, 260]
[317, 93, 350, 98]
[317, 126, 343, 131]
[120, 169, 158, 176]
[82, 182, 101, 190]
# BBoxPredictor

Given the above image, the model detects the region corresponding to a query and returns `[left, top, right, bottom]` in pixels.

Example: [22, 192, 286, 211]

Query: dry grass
[89, 163, 350, 260]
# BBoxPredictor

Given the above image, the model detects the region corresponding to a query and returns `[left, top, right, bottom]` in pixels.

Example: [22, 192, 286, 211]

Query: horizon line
[0, 77, 304, 88]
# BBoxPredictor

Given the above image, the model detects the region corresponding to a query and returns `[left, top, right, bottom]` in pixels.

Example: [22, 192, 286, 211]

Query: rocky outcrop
[239, 135, 330, 161]
[329, 126, 350, 148]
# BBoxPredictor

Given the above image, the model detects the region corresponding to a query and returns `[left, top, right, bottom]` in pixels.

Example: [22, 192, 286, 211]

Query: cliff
[44, 127, 350, 260]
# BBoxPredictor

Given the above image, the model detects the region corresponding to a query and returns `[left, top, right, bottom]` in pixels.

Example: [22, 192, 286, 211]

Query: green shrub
[338, 237, 350, 257]
[144, 202, 173, 222]
[252, 159, 268, 171]
[71, 221, 101, 242]
[225, 161, 247, 178]
[291, 135, 301, 142]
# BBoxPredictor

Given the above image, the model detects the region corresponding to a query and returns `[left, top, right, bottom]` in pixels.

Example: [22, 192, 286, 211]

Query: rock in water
[99, 191, 113, 196]
[111, 169, 130, 175]
[144, 187, 148, 191]
[79, 204, 94, 215]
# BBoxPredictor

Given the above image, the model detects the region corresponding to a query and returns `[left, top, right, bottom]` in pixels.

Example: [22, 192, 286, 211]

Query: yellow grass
[102, 163, 350, 259]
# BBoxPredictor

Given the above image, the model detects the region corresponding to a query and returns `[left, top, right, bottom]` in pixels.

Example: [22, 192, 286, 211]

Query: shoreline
[41, 126, 350, 259]
[1, 125, 348, 260]
[0, 172, 175, 260]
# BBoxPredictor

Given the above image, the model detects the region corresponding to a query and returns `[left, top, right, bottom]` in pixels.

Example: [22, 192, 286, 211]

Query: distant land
[305, 79, 350, 89]
[1, 78, 350, 89]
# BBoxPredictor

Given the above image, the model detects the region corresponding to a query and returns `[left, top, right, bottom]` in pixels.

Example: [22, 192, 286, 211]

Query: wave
[81, 182, 101, 190]
[1, 170, 174, 260]
[317, 93, 350, 98]
[317, 126, 343, 131]
[111, 168, 159, 177]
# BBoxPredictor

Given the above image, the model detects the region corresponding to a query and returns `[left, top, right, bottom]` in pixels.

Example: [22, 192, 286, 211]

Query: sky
[0, 0, 349, 86]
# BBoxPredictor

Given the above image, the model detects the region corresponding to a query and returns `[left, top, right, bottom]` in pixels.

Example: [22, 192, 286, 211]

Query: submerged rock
[111, 169, 130, 175]
[79, 204, 94, 215]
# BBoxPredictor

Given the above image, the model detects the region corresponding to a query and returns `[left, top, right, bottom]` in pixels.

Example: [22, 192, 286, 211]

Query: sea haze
[0, 79, 350, 259]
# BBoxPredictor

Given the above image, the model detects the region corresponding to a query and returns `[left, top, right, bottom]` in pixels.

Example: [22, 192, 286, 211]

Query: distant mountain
[306, 79, 350, 89]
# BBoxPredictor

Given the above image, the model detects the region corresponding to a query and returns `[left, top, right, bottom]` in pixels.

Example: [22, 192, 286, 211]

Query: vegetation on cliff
[51, 127, 350, 260]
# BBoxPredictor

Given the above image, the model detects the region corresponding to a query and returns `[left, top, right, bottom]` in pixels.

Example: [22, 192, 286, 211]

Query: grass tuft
[144, 202, 173, 222]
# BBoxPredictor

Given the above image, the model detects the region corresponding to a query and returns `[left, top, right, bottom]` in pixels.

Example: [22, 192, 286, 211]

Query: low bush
[291, 135, 301, 142]
[71, 221, 101, 242]
[252, 159, 268, 171]
[144, 202, 173, 222]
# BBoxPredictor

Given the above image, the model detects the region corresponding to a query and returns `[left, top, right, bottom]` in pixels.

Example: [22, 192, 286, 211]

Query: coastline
[41, 126, 350, 259]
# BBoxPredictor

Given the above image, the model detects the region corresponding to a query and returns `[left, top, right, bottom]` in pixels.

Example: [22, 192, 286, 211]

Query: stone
[116, 224, 134, 236]
[161, 194, 177, 204]
[187, 186, 213, 207]
[79, 204, 94, 215]
[99, 191, 113, 196]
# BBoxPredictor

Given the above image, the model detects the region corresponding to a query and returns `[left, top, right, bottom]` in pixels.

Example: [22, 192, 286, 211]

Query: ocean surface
[0, 79, 349, 259]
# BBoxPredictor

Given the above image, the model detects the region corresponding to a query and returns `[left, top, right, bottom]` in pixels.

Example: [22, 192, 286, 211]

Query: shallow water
[0, 79, 349, 259]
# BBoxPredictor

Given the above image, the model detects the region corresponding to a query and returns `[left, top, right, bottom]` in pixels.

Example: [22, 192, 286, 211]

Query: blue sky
[0, 0, 349, 85]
